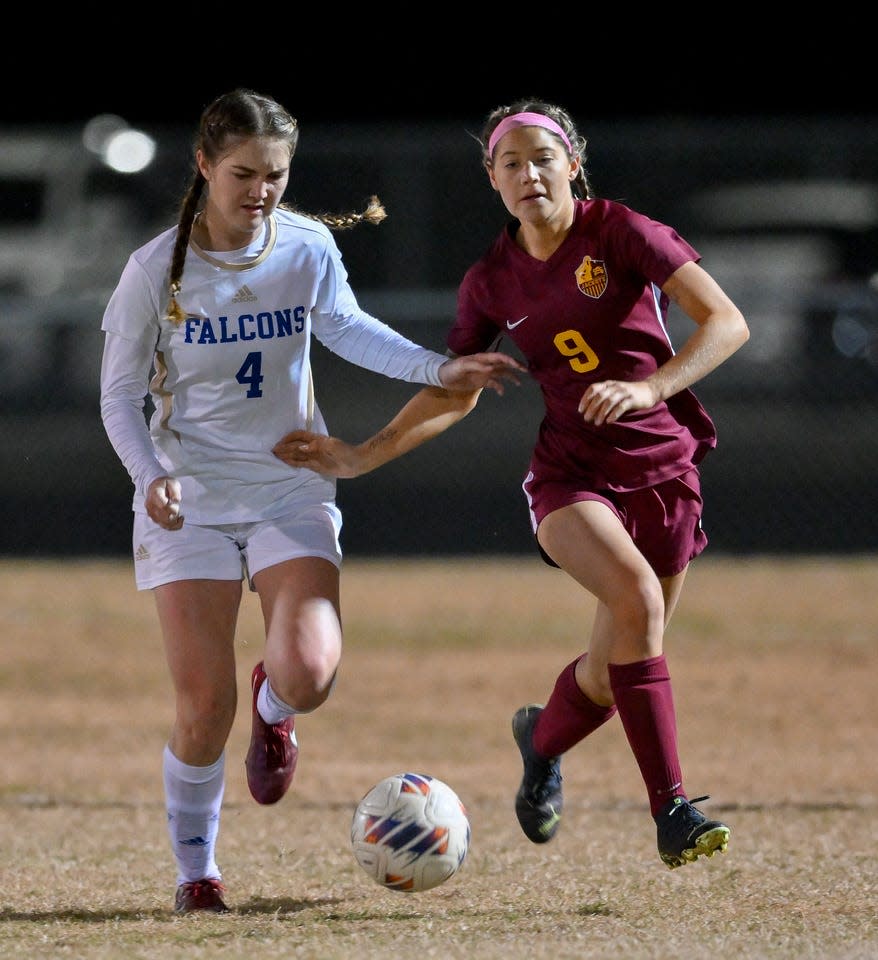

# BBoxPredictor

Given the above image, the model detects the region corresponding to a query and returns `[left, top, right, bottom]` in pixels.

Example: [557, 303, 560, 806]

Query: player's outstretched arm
[273, 385, 482, 478]
[437, 351, 525, 395]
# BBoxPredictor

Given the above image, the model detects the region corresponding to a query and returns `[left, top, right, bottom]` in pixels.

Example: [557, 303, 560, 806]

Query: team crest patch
[575, 255, 608, 298]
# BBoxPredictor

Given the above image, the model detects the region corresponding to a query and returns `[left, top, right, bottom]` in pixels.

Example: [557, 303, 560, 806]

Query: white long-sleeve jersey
[100, 208, 447, 524]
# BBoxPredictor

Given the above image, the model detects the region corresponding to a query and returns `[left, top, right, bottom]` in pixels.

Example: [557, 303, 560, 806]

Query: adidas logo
[231, 284, 257, 303]
[135, 543, 150, 562]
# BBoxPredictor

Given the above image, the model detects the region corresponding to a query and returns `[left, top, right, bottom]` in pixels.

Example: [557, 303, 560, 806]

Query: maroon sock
[532, 656, 617, 757]
[607, 655, 685, 816]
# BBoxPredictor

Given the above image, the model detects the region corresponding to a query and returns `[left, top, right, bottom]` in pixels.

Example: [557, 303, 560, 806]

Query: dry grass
[0, 556, 875, 959]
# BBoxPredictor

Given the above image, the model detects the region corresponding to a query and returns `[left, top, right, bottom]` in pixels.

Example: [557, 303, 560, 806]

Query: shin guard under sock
[607, 655, 684, 816]
[163, 745, 225, 885]
[533, 656, 618, 757]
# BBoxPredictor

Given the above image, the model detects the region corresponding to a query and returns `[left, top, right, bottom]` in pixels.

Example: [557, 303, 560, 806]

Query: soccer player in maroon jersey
[273, 98, 750, 869]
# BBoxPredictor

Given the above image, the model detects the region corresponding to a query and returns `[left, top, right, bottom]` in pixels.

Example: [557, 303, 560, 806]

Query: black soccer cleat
[655, 795, 730, 869]
[512, 704, 563, 844]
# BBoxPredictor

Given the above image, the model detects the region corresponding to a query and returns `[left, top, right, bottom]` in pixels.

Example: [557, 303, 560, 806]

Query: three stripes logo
[231, 284, 257, 303]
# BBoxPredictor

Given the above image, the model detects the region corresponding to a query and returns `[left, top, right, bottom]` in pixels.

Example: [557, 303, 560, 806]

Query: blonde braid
[284, 195, 387, 230]
[166, 177, 205, 325]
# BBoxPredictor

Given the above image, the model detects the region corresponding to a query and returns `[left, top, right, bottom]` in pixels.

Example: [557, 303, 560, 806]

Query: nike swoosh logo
[507, 316, 528, 330]
[539, 807, 561, 837]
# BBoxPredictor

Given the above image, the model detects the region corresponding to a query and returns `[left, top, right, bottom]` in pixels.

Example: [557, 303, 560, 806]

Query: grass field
[0, 555, 875, 959]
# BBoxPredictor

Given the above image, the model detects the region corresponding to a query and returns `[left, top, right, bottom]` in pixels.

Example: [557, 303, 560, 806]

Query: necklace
[190, 214, 277, 271]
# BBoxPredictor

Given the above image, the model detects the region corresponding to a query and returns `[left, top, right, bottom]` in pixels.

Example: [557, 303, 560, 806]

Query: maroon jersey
[449, 199, 717, 493]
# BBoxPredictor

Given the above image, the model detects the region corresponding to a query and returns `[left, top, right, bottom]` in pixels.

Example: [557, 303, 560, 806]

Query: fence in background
[2, 115, 877, 557]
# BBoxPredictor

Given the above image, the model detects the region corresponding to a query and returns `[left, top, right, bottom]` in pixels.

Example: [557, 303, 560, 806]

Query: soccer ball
[350, 772, 471, 892]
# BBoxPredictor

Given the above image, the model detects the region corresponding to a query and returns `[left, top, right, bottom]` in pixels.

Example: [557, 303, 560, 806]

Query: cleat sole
[661, 826, 730, 870]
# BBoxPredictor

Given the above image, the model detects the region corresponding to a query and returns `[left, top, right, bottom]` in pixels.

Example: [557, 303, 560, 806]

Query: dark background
[5, 28, 875, 128]
[2, 36, 877, 559]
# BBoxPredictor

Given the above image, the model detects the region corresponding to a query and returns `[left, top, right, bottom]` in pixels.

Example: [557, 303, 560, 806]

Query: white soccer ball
[350, 772, 471, 892]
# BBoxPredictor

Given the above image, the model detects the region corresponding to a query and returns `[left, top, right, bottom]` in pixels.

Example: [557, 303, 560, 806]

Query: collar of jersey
[189, 215, 277, 271]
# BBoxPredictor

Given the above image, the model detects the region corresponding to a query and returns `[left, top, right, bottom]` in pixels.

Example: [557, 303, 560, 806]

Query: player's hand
[578, 380, 660, 425]
[273, 431, 365, 478]
[437, 352, 526, 395]
[146, 476, 184, 529]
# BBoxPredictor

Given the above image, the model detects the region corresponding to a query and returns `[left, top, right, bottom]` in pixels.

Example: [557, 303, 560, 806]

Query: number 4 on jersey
[236, 351, 264, 398]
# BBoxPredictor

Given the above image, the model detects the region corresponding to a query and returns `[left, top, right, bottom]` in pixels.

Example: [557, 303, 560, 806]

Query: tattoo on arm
[368, 428, 398, 451]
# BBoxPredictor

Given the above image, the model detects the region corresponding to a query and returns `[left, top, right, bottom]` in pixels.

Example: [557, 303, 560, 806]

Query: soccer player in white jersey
[99, 88, 523, 914]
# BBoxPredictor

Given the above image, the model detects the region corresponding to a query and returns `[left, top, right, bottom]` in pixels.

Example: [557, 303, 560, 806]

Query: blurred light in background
[82, 113, 156, 173]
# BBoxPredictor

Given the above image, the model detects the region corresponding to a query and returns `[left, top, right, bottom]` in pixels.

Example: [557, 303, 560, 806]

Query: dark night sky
[17, 81, 873, 130]
[6, 37, 874, 129]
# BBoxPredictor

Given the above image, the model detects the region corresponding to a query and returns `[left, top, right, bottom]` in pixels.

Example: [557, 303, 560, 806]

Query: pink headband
[487, 111, 572, 158]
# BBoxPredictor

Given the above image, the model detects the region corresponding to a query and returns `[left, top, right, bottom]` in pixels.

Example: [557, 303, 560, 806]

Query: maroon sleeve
[447, 261, 500, 356]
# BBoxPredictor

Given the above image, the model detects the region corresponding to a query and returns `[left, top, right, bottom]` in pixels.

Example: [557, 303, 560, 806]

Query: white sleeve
[310, 239, 447, 386]
[99, 258, 168, 501]
[100, 330, 167, 501]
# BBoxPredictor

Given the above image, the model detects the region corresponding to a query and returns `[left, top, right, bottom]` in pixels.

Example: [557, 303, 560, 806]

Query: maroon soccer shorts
[523, 467, 708, 578]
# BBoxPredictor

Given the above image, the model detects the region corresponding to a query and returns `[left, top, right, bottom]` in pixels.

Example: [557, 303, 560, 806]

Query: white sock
[163, 744, 225, 886]
[258, 677, 298, 725]
[258, 671, 337, 724]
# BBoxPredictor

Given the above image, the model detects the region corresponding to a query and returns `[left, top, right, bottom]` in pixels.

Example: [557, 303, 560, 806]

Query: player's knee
[291, 668, 338, 713]
[272, 659, 338, 713]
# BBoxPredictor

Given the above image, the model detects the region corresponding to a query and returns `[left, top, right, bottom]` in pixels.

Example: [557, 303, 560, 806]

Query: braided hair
[166, 89, 386, 325]
[478, 98, 593, 202]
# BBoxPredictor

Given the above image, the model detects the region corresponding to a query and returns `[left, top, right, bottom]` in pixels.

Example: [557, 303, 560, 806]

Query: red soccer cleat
[245, 661, 298, 804]
[174, 878, 229, 914]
